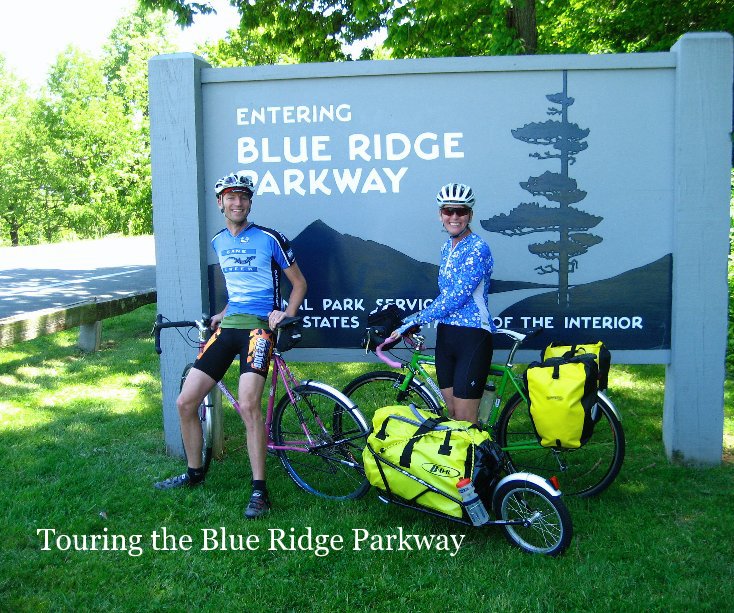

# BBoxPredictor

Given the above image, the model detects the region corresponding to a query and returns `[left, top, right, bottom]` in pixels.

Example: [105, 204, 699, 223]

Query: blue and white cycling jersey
[411, 232, 496, 332]
[212, 223, 296, 318]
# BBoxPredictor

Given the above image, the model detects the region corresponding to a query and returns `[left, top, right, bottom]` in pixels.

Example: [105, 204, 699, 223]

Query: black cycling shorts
[193, 327, 274, 382]
[435, 323, 493, 400]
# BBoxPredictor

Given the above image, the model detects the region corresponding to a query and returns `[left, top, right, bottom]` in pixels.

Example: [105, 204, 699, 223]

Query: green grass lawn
[1, 304, 732, 611]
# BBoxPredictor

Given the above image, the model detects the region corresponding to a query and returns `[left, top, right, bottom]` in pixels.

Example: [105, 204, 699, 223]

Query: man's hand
[268, 310, 287, 330]
[210, 313, 224, 330]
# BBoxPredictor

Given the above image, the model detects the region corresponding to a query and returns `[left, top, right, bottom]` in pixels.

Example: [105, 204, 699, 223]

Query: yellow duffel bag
[363, 405, 491, 518]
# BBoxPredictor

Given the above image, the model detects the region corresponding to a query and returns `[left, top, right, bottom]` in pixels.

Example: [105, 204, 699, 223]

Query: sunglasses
[441, 207, 471, 217]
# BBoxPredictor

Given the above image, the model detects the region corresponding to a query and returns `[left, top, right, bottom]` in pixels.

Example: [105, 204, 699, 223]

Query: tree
[537, 0, 734, 53]
[139, 0, 216, 26]
[140, 0, 539, 61]
[197, 27, 298, 67]
[481, 71, 600, 307]
[139, 0, 733, 63]
[36, 48, 133, 238]
[0, 6, 178, 246]
[102, 6, 177, 235]
[105, 4, 174, 116]
[0, 56, 37, 245]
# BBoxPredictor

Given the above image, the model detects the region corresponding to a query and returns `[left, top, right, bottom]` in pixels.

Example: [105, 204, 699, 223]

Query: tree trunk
[3, 212, 20, 246]
[507, 0, 537, 55]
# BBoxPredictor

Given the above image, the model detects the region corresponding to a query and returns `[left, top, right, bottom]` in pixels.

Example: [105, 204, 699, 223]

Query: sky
[0, 0, 241, 92]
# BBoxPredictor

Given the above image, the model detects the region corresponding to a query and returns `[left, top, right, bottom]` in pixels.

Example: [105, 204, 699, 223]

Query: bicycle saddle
[277, 316, 302, 329]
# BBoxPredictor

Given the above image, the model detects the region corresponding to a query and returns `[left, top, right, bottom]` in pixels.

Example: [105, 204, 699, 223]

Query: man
[154, 171, 307, 520]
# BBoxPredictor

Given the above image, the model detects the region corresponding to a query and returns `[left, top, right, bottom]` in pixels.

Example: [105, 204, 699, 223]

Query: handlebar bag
[523, 354, 599, 449]
[363, 405, 492, 519]
[360, 305, 406, 351]
[541, 340, 611, 390]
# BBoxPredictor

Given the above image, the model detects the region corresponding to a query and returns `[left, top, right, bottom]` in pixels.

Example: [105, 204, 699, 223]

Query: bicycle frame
[214, 351, 306, 452]
[352, 324, 623, 501]
[174, 317, 354, 456]
[154, 313, 371, 500]
[375, 331, 541, 452]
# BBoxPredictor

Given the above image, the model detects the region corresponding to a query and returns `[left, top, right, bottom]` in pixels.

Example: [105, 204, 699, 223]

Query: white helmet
[436, 183, 475, 208]
[215, 171, 255, 197]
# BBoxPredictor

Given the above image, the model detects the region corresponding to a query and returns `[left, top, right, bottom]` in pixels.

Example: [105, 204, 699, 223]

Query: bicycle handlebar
[152, 314, 199, 354]
[153, 314, 303, 355]
[373, 325, 545, 369]
[375, 338, 403, 369]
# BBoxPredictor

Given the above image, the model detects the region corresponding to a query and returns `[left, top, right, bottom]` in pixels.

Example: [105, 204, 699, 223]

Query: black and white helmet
[215, 171, 255, 197]
[436, 183, 475, 208]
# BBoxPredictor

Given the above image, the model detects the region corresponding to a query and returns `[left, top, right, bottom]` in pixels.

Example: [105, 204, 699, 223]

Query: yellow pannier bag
[363, 405, 491, 518]
[523, 354, 599, 449]
[541, 340, 611, 390]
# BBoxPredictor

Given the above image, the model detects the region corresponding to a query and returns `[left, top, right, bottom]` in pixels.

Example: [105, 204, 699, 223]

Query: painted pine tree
[481, 71, 602, 307]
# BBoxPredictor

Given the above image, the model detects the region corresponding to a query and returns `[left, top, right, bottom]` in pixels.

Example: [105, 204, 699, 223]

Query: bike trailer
[523, 354, 599, 449]
[541, 340, 611, 390]
[363, 405, 503, 519]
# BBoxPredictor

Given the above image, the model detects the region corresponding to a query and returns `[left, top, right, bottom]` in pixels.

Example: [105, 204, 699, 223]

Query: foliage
[0, 57, 37, 245]
[139, 0, 216, 26]
[377, 0, 533, 58]
[141, 0, 733, 66]
[728, 171, 733, 377]
[537, 0, 734, 53]
[197, 28, 298, 67]
[104, 4, 173, 118]
[101, 6, 177, 235]
[0, 304, 732, 609]
[38, 48, 133, 236]
[0, 7, 174, 246]
[2, 1, 732, 246]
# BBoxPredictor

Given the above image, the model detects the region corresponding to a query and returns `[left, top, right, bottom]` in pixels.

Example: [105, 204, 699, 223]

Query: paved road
[0, 235, 156, 319]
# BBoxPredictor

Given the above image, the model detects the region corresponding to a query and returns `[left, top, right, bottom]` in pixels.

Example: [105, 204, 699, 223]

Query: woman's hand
[391, 321, 419, 339]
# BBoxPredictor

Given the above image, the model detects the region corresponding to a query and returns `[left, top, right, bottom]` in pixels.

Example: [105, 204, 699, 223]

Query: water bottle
[478, 382, 496, 426]
[456, 478, 489, 526]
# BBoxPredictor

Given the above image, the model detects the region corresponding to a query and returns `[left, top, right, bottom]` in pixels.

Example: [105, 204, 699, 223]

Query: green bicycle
[343, 326, 625, 497]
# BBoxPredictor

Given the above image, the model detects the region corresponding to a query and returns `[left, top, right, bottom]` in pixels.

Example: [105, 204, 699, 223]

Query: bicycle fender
[299, 380, 370, 432]
[492, 472, 562, 503]
[597, 391, 622, 422]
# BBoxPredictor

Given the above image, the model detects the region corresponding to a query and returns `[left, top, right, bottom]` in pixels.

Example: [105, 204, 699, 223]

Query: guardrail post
[78, 321, 102, 352]
[77, 297, 101, 352]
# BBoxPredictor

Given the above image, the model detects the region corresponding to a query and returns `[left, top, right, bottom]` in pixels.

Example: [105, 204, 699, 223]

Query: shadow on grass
[2, 303, 734, 611]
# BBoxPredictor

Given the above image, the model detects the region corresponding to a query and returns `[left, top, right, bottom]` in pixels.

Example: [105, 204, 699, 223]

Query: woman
[392, 182, 496, 423]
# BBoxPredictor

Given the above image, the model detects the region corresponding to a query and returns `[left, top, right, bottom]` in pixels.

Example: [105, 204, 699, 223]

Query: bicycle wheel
[496, 392, 625, 497]
[493, 476, 573, 556]
[180, 364, 213, 474]
[342, 371, 442, 427]
[272, 383, 370, 500]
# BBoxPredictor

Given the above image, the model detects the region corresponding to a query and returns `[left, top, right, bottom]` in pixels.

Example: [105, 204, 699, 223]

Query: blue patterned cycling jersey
[411, 232, 496, 332]
[211, 223, 296, 318]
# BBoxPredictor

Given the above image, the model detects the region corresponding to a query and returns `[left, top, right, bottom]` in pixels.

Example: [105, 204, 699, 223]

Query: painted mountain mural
[497, 254, 671, 350]
[207, 220, 670, 350]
